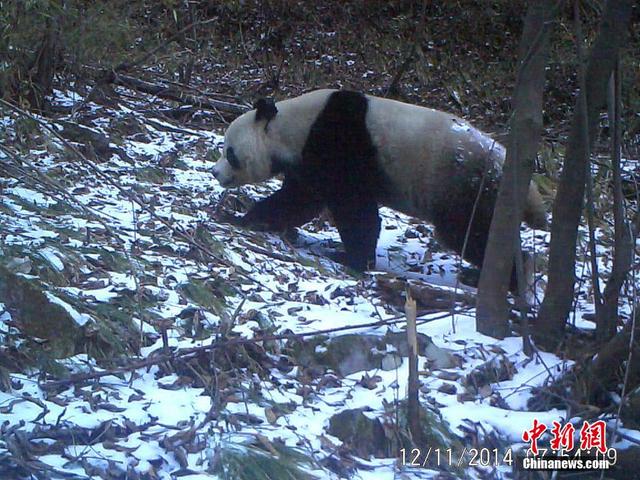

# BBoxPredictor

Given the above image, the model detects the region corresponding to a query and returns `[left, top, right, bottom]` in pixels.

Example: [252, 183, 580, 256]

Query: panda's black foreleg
[241, 176, 325, 231]
[328, 196, 380, 272]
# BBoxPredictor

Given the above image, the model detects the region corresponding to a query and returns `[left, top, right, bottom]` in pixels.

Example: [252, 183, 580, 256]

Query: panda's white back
[365, 94, 505, 219]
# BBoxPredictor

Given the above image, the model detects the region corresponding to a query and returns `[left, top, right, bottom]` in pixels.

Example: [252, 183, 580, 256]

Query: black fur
[428, 152, 500, 269]
[270, 155, 289, 176]
[240, 175, 324, 231]
[426, 152, 527, 290]
[254, 98, 278, 123]
[242, 91, 525, 289]
[226, 147, 241, 169]
[244, 91, 383, 271]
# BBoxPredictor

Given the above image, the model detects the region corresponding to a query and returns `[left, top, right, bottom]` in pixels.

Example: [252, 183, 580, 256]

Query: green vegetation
[211, 440, 319, 480]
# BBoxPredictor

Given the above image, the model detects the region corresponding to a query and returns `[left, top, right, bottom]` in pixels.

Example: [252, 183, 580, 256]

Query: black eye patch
[227, 147, 241, 169]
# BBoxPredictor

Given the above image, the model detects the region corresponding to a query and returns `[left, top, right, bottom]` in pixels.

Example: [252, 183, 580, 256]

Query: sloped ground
[0, 85, 638, 480]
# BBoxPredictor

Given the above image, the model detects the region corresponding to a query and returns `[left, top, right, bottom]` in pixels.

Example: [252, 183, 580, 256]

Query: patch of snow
[39, 247, 65, 271]
[10, 186, 57, 207]
[45, 292, 92, 326]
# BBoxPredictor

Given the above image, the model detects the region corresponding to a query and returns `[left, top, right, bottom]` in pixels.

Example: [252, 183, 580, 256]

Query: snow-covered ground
[0, 88, 638, 479]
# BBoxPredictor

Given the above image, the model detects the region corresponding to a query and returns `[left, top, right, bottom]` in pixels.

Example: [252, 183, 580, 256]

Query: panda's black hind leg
[241, 176, 324, 231]
[432, 203, 527, 294]
[430, 189, 493, 284]
[328, 196, 380, 272]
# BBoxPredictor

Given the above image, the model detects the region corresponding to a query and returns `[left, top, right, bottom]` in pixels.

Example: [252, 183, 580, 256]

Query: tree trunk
[588, 307, 640, 403]
[476, 1, 556, 338]
[27, 18, 60, 112]
[596, 62, 636, 342]
[535, 0, 634, 349]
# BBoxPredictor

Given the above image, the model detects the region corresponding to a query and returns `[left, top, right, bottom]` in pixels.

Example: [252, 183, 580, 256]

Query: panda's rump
[367, 97, 501, 222]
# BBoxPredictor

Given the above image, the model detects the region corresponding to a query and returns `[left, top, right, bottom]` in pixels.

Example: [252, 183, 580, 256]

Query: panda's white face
[212, 90, 337, 188]
[212, 113, 273, 187]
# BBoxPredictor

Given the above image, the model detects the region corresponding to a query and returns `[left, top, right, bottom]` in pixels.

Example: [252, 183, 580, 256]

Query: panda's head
[212, 99, 280, 188]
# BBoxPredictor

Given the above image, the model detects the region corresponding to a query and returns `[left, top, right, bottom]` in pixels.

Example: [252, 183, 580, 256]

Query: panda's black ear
[254, 98, 278, 123]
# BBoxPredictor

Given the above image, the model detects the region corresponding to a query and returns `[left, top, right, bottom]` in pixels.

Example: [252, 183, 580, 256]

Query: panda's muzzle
[212, 164, 233, 187]
[211, 167, 233, 187]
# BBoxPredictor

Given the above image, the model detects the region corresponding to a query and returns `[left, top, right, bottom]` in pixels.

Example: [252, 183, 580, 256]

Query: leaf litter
[0, 86, 638, 480]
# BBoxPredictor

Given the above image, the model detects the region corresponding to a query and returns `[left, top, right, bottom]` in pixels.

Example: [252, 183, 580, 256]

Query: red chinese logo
[579, 420, 607, 454]
[524, 419, 609, 456]
[522, 418, 547, 455]
[550, 421, 575, 451]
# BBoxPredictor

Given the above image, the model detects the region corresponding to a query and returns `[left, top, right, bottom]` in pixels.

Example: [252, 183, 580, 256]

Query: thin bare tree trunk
[536, 0, 634, 349]
[476, 1, 556, 338]
[588, 307, 640, 400]
[405, 294, 421, 444]
[576, 0, 604, 327]
[27, 18, 60, 112]
[596, 61, 636, 341]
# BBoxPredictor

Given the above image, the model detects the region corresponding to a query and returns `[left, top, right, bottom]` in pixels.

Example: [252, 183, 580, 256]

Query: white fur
[213, 89, 545, 228]
[364, 95, 505, 218]
[212, 89, 334, 187]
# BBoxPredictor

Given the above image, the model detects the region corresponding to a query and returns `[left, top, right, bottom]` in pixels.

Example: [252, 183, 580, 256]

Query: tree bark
[596, 62, 636, 341]
[476, 1, 556, 338]
[536, 0, 634, 349]
[588, 307, 640, 402]
[27, 18, 60, 112]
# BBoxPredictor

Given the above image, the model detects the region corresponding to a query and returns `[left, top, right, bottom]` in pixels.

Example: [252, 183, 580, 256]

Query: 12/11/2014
[399, 447, 514, 468]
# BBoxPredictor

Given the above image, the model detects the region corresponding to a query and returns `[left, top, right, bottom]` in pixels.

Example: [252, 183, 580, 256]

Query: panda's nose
[212, 165, 232, 186]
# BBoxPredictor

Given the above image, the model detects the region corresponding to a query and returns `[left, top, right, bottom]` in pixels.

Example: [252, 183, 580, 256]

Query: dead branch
[405, 293, 422, 444]
[385, 1, 427, 97]
[41, 313, 424, 391]
[111, 73, 249, 115]
[112, 74, 248, 116]
[376, 275, 475, 311]
[108, 19, 218, 77]
[237, 239, 301, 264]
[589, 307, 640, 399]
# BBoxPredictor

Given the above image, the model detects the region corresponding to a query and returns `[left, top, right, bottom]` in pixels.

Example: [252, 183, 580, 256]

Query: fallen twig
[41, 309, 463, 391]
[112, 73, 248, 116]
[41, 314, 407, 390]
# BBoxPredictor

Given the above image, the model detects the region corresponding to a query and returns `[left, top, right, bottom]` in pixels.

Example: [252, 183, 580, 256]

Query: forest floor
[1, 2, 640, 479]
[0, 78, 638, 480]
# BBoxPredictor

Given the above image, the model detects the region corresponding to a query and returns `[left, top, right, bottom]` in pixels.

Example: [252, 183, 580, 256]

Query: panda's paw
[237, 210, 279, 231]
[239, 214, 293, 234]
[325, 250, 369, 275]
[325, 250, 348, 265]
[213, 210, 245, 226]
[239, 217, 272, 231]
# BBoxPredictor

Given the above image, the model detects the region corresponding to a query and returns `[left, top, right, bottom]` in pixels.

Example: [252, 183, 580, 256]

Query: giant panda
[212, 89, 546, 285]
